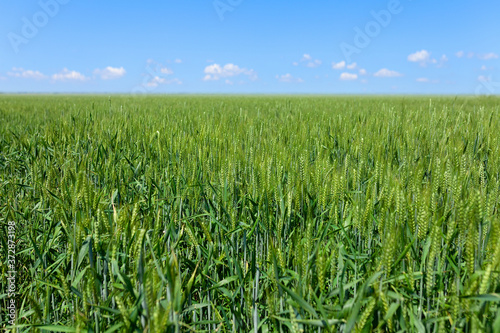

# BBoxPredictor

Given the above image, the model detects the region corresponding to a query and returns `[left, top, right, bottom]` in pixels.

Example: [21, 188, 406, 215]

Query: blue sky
[1, 0, 499, 94]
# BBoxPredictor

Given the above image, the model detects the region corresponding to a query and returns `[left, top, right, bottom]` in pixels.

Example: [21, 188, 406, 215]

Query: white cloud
[225, 79, 234, 85]
[8, 67, 46, 80]
[306, 59, 322, 68]
[301, 54, 312, 61]
[146, 60, 174, 76]
[456, 51, 464, 58]
[145, 76, 181, 87]
[374, 68, 403, 77]
[332, 61, 346, 70]
[478, 53, 499, 60]
[359, 68, 367, 75]
[296, 54, 322, 68]
[145, 76, 166, 87]
[52, 68, 89, 81]
[276, 73, 303, 83]
[203, 63, 257, 81]
[347, 62, 357, 70]
[416, 78, 429, 82]
[174, 59, 182, 64]
[407, 50, 445, 67]
[160, 67, 173, 75]
[408, 50, 431, 66]
[93, 66, 126, 80]
[339, 72, 358, 81]
[141, 60, 183, 88]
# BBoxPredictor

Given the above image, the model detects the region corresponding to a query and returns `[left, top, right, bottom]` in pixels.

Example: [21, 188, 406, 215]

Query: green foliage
[1, 95, 500, 332]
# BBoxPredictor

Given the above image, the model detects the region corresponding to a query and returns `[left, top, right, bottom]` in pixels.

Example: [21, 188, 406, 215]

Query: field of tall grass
[1, 95, 500, 332]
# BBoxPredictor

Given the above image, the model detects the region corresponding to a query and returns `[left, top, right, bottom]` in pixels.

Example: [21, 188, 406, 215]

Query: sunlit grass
[1, 95, 500, 332]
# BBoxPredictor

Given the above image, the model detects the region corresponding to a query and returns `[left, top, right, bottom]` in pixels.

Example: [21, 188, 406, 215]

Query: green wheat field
[1, 95, 500, 332]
